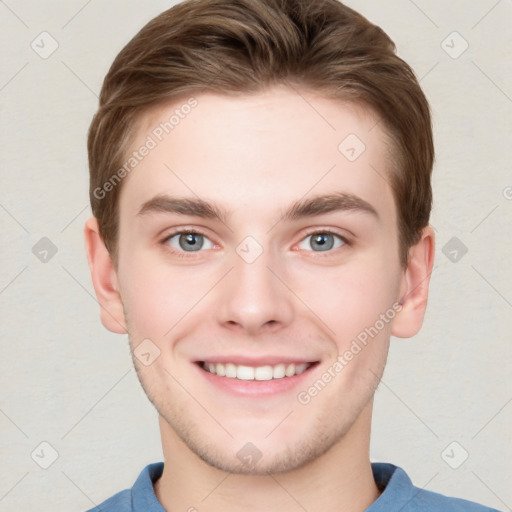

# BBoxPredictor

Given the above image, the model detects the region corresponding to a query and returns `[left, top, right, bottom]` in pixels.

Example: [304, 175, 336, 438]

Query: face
[113, 87, 407, 474]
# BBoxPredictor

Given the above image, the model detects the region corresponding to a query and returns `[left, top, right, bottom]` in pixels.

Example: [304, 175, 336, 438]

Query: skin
[85, 86, 435, 512]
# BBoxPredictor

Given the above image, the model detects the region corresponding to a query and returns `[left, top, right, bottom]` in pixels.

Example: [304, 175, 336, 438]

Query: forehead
[119, 87, 396, 226]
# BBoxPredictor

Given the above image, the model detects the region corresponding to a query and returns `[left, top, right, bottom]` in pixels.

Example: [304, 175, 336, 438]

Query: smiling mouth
[199, 361, 318, 381]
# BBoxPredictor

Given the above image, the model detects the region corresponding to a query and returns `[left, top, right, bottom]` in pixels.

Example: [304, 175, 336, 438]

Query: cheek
[117, 250, 217, 337]
[314, 264, 397, 390]
[293, 255, 400, 343]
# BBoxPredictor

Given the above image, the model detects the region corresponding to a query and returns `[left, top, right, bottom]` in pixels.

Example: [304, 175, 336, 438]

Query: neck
[154, 403, 380, 512]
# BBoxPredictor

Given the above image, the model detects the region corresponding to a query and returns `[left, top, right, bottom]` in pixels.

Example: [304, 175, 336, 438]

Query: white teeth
[202, 361, 311, 380]
[295, 363, 309, 375]
[285, 363, 295, 377]
[237, 365, 254, 380]
[254, 366, 273, 381]
[225, 363, 237, 378]
[273, 364, 286, 379]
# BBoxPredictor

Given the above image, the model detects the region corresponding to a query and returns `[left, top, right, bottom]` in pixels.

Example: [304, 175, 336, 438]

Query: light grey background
[1, 1, 511, 510]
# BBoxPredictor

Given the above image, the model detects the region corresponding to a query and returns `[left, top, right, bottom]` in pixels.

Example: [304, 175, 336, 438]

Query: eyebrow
[137, 192, 379, 224]
[281, 192, 378, 222]
[138, 196, 228, 222]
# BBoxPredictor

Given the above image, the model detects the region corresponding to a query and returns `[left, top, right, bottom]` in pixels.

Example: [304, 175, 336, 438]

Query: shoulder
[84, 462, 165, 512]
[85, 489, 131, 512]
[370, 463, 501, 512]
[411, 486, 501, 511]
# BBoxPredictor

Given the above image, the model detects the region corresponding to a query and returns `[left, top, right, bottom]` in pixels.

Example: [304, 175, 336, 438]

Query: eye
[298, 232, 346, 252]
[164, 231, 214, 252]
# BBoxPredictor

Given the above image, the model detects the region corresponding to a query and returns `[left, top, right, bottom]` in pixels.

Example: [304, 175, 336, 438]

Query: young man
[84, 0, 500, 510]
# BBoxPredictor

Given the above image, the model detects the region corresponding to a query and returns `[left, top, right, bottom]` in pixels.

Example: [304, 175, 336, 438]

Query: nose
[215, 247, 295, 336]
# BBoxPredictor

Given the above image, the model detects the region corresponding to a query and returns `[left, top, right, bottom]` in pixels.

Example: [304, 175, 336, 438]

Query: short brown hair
[88, 0, 433, 267]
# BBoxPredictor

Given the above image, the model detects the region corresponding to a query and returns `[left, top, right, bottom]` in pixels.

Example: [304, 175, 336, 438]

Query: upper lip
[196, 356, 319, 366]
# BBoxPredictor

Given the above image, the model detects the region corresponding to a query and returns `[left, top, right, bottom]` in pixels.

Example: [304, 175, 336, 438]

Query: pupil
[180, 233, 202, 251]
[312, 233, 333, 251]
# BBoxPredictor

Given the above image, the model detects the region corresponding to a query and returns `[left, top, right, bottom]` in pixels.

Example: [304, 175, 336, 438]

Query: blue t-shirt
[86, 462, 501, 511]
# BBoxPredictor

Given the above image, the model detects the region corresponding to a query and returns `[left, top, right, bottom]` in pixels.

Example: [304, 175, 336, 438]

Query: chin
[164, 411, 356, 476]
[193, 439, 327, 475]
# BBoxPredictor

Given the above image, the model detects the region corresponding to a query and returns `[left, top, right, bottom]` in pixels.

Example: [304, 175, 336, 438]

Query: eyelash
[159, 228, 350, 258]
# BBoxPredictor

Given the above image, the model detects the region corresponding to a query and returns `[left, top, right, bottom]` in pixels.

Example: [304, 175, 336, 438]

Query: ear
[84, 217, 127, 334]
[392, 226, 435, 338]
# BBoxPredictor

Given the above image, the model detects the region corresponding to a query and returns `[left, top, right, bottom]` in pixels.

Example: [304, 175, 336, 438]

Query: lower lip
[194, 363, 318, 397]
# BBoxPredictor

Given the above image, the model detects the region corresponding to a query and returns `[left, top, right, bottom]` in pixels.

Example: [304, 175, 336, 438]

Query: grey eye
[298, 232, 345, 252]
[166, 232, 214, 252]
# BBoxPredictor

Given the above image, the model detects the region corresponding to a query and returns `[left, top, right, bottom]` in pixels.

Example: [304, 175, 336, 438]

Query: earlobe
[84, 217, 127, 334]
[391, 226, 435, 338]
